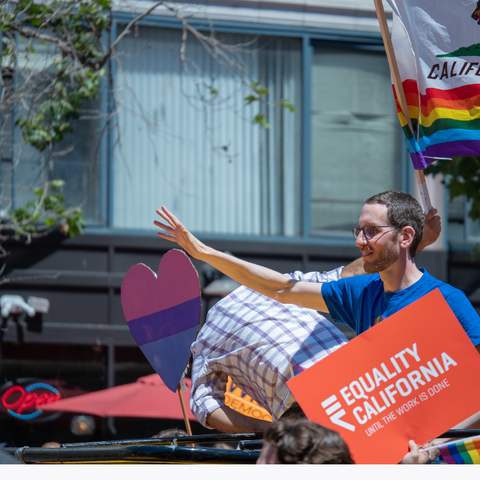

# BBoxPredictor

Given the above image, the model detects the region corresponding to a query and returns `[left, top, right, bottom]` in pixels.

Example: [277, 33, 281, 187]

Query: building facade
[1, 0, 479, 445]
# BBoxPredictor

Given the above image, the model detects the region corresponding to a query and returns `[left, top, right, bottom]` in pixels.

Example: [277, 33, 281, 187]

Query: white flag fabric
[386, 0, 480, 169]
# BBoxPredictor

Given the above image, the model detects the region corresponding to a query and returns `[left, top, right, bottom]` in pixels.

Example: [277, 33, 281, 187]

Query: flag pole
[419, 434, 480, 453]
[177, 384, 193, 436]
[373, 0, 433, 213]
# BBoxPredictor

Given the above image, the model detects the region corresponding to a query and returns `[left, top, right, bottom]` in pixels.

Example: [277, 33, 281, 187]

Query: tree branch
[105, 1, 164, 64]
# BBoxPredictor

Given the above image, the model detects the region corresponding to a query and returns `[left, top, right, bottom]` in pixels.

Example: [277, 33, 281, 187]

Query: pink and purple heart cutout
[121, 250, 201, 392]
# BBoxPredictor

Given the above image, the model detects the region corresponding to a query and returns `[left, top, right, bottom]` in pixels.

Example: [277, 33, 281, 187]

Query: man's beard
[363, 245, 400, 274]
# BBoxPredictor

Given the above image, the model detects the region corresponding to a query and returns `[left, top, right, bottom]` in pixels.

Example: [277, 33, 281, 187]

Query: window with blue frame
[310, 43, 403, 236]
[6, 17, 474, 246]
[112, 26, 302, 237]
[110, 25, 406, 239]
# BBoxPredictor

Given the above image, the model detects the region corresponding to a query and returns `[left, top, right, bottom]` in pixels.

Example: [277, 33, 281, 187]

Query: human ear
[400, 226, 415, 250]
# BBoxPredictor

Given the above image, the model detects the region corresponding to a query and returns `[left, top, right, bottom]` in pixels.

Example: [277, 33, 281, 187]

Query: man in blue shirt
[320, 191, 480, 346]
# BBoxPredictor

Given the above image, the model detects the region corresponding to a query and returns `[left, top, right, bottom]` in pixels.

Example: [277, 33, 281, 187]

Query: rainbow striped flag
[387, 1, 480, 169]
[437, 435, 480, 464]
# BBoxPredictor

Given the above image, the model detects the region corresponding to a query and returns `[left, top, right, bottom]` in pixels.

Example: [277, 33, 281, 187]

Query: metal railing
[3, 429, 480, 464]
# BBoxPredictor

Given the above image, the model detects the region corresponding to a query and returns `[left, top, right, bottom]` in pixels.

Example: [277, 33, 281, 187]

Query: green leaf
[244, 95, 258, 105]
[96, 0, 113, 9]
[23, 224, 37, 234]
[275, 99, 297, 113]
[51, 179, 65, 189]
[46, 195, 60, 205]
[252, 114, 271, 129]
[13, 208, 27, 217]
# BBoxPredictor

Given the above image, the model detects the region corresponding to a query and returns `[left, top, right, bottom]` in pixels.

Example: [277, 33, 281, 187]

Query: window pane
[11, 39, 102, 224]
[470, 220, 480, 240]
[0, 73, 14, 211]
[113, 27, 301, 237]
[310, 45, 402, 235]
[51, 99, 103, 224]
[446, 194, 480, 243]
[468, 204, 480, 241]
[446, 195, 466, 243]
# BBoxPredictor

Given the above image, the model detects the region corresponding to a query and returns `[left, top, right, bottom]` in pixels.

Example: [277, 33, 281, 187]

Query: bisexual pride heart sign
[121, 250, 201, 392]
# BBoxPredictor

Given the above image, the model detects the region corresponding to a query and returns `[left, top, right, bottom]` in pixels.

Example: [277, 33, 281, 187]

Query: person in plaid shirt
[190, 267, 349, 432]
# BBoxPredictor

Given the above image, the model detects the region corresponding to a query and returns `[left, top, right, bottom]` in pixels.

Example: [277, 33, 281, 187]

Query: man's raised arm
[154, 206, 329, 312]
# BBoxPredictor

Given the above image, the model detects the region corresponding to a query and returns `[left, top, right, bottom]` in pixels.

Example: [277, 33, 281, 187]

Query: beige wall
[413, 172, 445, 251]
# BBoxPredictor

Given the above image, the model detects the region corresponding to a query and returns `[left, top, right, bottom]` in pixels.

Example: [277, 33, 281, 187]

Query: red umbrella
[41, 374, 196, 421]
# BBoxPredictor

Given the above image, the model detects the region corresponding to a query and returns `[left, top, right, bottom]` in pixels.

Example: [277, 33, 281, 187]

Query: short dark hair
[365, 190, 424, 257]
[264, 418, 354, 464]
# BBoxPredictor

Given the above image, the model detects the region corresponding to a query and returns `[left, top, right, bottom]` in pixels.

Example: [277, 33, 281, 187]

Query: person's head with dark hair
[364, 190, 424, 259]
[152, 428, 188, 439]
[257, 418, 354, 464]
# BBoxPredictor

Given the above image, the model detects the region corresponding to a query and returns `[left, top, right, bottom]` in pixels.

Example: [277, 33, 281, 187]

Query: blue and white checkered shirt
[190, 267, 348, 427]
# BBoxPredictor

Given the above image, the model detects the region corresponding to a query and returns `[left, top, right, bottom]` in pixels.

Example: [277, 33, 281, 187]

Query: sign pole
[373, 0, 433, 213]
[177, 384, 193, 436]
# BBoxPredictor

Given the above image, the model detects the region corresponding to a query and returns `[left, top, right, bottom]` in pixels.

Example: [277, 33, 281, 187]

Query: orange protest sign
[225, 377, 272, 422]
[287, 288, 480, 464]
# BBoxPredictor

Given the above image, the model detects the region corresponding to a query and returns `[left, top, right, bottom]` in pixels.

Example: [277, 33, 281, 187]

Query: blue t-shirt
[321, 268, 480, 347]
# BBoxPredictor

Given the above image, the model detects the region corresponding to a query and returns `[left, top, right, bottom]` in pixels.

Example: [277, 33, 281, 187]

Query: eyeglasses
[351, 225, 393, 240]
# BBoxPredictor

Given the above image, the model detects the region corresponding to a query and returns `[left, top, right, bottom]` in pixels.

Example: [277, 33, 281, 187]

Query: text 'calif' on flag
[386, 0, 480, 170]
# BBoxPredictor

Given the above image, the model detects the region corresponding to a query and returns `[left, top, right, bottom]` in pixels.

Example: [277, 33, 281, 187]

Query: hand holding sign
[288, 289, 480, 464]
